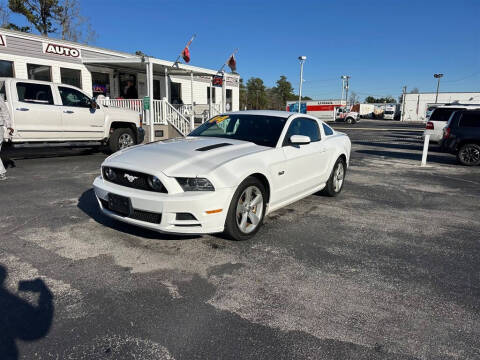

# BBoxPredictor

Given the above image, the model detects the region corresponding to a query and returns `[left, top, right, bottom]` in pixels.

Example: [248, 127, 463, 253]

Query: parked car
[441, 109, 480, 166]
[0, 78, 144, 152]
[423, 104, 480, 143]
[93, 110, 352, 240]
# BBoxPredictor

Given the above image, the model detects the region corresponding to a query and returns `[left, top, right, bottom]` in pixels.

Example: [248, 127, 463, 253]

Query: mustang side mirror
[90, 100, 98, 110]
[290, 135, 311, 145]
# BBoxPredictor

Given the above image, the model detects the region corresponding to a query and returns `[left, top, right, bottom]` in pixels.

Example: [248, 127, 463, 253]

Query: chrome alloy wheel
[236, 185, 264, 234]
[118, 133, 134, 149]
[333, 162, 345, 192]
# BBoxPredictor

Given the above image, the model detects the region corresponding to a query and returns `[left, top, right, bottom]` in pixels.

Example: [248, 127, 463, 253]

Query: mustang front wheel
[224, 177, 266, 241]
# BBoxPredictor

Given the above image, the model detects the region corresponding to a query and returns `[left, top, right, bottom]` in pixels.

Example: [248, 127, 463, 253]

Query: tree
[56, 0, 96, 43]
[9, 0, 61, 35]
[246, 77, 267, 110]
[273, 75, 295, 105]
[365, 96, 396, 103]
[349, 91, 359, 104]
[239, 78, 247, 110]
[0, 0, 30, 31]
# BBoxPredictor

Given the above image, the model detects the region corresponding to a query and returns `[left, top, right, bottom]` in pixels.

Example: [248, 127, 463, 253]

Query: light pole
[340, 75, 346, 105]
[434, 73, 443, 103]
[298, 56, 306, 113]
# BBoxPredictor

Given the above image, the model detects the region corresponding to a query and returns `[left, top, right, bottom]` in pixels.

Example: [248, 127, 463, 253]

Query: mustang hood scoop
[196, 143, 232, 151]
[105, 137, 268, 177]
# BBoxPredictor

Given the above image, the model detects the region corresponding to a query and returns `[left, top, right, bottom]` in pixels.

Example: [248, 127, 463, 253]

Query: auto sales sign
[43, 42, 81, 58]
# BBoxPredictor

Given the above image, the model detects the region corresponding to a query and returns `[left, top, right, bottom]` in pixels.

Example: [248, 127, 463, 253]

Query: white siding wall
[402, 93, 480, 122]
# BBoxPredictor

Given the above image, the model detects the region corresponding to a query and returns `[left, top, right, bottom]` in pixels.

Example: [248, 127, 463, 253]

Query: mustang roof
[224, 110, 295, 118]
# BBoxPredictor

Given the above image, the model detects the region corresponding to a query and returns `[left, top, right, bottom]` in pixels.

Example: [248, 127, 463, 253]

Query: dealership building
[401, 92, 480, 122]
[0, 28, 240, 140]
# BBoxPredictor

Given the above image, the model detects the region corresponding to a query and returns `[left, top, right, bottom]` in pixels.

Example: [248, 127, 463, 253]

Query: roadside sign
[143, 96, 150, 110]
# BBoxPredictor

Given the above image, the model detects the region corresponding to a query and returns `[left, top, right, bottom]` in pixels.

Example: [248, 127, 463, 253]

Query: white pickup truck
[0, 78, 144, 152]
[335, 107, 360, 124]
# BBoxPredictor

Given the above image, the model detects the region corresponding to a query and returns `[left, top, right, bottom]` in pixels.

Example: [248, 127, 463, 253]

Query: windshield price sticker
[210, 115, 229, 123]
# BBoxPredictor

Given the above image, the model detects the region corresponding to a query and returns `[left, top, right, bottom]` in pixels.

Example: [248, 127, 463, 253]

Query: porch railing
[163, 101, 191, 136]
[97, 98, 222, 136]
[98, 98, 144, 113]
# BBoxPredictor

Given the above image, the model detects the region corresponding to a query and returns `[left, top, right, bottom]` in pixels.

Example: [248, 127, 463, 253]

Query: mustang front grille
[102, 166, 167, 193]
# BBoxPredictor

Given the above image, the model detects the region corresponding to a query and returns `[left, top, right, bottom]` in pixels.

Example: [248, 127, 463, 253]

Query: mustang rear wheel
[322, 157, 346, 197]
[224, 177, 266, 241]
[457, 143, 480, 166]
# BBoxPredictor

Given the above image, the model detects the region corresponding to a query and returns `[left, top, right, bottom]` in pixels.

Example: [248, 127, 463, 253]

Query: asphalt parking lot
[1, 119, 479, 359]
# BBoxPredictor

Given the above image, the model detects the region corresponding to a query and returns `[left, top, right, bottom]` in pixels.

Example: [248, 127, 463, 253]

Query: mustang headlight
[103, 166, 117, 181]
[176, 177, 215, 192]
[147, 175, 164, 191]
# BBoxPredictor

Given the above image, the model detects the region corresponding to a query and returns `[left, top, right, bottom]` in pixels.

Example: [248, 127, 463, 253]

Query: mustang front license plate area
[108, 193, 131, 216]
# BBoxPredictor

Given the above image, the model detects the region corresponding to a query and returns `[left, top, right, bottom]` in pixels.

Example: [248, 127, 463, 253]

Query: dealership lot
[1, 121, 479, 359]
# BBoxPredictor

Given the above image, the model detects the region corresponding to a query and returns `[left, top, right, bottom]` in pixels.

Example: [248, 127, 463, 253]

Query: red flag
[182, 46, 190, 63]
[227, 54, 236, 72]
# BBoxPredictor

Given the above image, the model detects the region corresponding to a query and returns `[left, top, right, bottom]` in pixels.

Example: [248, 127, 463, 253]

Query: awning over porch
[83, 56, 226, 140]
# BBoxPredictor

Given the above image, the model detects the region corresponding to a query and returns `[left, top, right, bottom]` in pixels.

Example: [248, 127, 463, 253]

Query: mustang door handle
[16, 108, 29, 111]
[63, 110, 74, 114]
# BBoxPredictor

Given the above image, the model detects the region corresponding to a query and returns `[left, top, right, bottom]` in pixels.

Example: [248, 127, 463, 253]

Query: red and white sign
[0, 34, 6, 47]
[43, 43, 81, 58]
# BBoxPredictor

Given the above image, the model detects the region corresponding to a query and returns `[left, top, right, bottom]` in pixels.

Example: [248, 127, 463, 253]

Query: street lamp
[298, 56, 306, 113]
[340, 75, 348, 106]
[434, 73, 444, 104]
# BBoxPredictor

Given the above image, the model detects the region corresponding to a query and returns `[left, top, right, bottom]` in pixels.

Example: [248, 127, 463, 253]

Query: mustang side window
[284, 118, 320, 145]
[59, 86, 92, 108]
[322, 123, 334, 136]
[16, 82, 54, 105]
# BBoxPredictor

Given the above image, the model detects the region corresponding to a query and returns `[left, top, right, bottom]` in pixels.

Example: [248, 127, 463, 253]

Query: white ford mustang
[93, 110, 351, 240]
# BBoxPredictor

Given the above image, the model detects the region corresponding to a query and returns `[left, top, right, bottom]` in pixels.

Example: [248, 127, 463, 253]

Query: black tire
[457, 143, 480, 166]
[224, 177, 267, 241]
[108, 128, 135, 153]
[346, 117, 354, 124]
[322, 157, 347, 197]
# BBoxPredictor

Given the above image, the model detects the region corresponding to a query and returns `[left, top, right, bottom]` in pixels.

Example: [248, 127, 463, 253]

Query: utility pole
[434, 73, 444, 103]
[340, 75, 346, 105]
[344, 75, 350, 109]
[401, 86, 407, 121]
[298, 56, 306, 113]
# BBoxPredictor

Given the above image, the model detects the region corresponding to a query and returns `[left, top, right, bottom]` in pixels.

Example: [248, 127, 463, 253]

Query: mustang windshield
[189, 114, 287, 147]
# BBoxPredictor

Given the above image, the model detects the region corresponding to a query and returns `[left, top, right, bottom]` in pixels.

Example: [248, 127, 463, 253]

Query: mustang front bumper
[93, 176, 235, 234]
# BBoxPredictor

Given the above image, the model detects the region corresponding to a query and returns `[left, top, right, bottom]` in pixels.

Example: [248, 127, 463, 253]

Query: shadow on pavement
[3, 146, 102, 160]
[356, 149, 458, 165]
[0, 265, 54, 360]
[77, 189, 200, 241]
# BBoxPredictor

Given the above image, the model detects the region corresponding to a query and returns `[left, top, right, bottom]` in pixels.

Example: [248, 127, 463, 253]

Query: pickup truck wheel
[457, 143, 480, 166]
[109, 128, 135, 153]
[346, 117, 353, 124]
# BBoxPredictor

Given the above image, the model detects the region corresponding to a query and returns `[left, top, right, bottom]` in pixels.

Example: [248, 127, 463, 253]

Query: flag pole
[174, 34, 196, 66]
[217, 48, 238, 74]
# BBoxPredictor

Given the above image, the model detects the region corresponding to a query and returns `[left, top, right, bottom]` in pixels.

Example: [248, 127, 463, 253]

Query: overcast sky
[10, 0, 480, 100]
